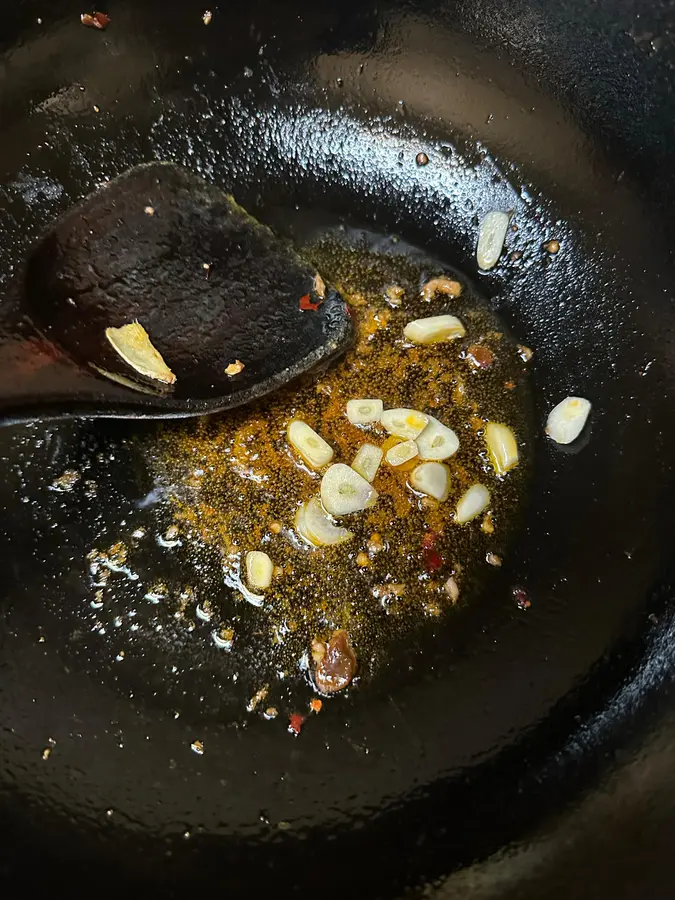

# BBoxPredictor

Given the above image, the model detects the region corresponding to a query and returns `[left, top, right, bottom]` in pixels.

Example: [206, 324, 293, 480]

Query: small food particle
[320, 464, 378, 516]
[486, 552, 502, 567]
[356, 552, 370, 567]
[513, 586, 531, 609]
[481, 513, 495, 534]
[313, 274, 326, 299]
[385, 439, 419, 467]
[404, 314, 466, 345]
[105, 321, 176, 385]
[247, 684, 269, 712]
[313, 629, 357, 694]
[346, 398, 384, 426]
[420, 277, 462, 301]
[444, 576, 459, 603]
[42, 747, 52, 760]
[295, 497, 354, 547]
[373, 583, 406, 600]
[517, 345, 534, 363]
[245, 550, 274, 591]
[367, 533, 385, 554]
[269, 521, 282, 535]
[81, 11, 110, 29]
[202, 9, 213, 24]
[416, 416, 459, 461]
[545, 396, 592, 445]
[310, 698, 323, 713]
[456, 484, 491, 524]
[385, 285, 405, 306]
[190, 740, 204, 755]
[299, 293, 321, 311]
[224, 359, 245, 376]
[466, 344, 495, 370]
[49, 469, 80, 492]
[410, 461, 450, 501]
[287, 420, 334, 469]
[351, 443, 383, 483]
[416, 152, 429, 166]
[143, 206, 155, 216]
[423, 547, 444, 573]
[264, 707, 278, 720]
[477, 210, 511, 270]
[485, 422, 519, 475]
[544, 239, 560, 254]
[380, 407, 429, 440]
[288, 714, 305, 736]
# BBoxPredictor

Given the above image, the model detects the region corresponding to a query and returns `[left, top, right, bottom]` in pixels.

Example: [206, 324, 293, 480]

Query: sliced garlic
[410, 462, 450, 501]
[545, 396, 592, 445]
[385, 439, 419, 467]
[321, 464, 378, 517]
[403, 315, 466, 345]
[295, 497, 354, 547]
[351, 443, 383, 482]
[346, 399, 384, 426]
[287, 420, 334, 470]
[476, 211, 510, 270]
[485, 422, 519, 475]
[380, 408, 429, 440]
[105, 321, 176, 384]
[416, 416, 460, 460]
[456, 484, 491, 524]
[245, 551, 273, 591]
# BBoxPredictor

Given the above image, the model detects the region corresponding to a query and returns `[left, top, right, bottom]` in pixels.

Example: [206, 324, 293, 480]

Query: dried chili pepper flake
[288, 713, 305, 735]
[309, 698, 323, 713]
[81, 11, 110, 29]
[512, 586, 531, 610]
[422, 548, 444, 573]
[299, 293, 321, 311]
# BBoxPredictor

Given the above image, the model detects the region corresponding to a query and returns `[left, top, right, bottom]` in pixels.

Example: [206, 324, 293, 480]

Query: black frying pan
[1, 1, 675, 897]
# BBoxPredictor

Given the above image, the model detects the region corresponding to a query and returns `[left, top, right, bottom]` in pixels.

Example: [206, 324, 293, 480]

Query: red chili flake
[299, 294, 321, 311]
[81, 11, 110, 29]
[288, 713, 305, 736]
[513, 587, 531, 610]
[309, 698, 322, 713]
[422, 548, 444, 574]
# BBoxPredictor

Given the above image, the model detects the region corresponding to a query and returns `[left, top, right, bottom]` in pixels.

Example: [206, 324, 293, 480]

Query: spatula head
[20, 161, 352, 409]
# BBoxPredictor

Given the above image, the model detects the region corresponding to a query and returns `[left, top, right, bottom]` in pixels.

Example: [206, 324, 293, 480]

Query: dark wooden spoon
[0, 162, 352, 426]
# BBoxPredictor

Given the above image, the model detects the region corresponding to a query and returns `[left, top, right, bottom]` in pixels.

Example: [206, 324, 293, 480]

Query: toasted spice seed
[269, 521, 282, 535]
[544, 239, 560, 254]
[144, 206, 155, 216]
[486, 552, 502, 567]
[481, 513, 495, 534]
[466, 344, 495, 370]
[416, 152, 429, 166]
[264, 707, 278, 720]
[367, 532, 385, 553]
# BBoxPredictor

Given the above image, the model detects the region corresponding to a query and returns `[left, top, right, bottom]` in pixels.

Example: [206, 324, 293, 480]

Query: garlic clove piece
[409, 461, 450, 501]
[321, 464, 378, 516]
[346, 399, 384, 426]
[351, 444, 383, 483]
[287, 420, 334, 470]
[380, 408, 429, 440]
[416, 416, 460, 460]
[385, 439, 419, 467]
[485, 422, 519, 475]
[403, 315, 466, 345]
[455, 484, 491, 524]
[477, 211, 510, 270]
[245, 551, 274, 591]
[295, 498, 354, 547]
[545, 396, 592, 445]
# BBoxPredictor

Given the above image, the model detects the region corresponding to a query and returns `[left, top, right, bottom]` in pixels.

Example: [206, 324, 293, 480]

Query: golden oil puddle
[138, 236, 533, 694]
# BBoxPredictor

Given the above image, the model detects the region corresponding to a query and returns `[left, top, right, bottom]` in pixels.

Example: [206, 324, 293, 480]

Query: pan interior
[0, 1, 674, 893]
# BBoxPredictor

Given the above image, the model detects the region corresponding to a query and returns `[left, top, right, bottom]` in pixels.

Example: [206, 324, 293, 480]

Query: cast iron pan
[1, 1, 675, 897]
